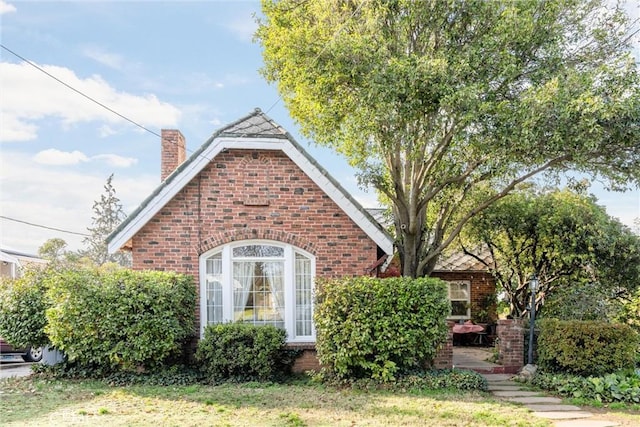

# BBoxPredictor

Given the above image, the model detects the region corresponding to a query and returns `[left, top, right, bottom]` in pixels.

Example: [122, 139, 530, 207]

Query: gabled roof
[433, 246, 494, 272]
[107, 108, 394, 255]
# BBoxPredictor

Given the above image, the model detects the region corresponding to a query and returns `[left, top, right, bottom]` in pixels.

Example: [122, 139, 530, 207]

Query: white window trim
[199, 240, 316, 343]
[447, 280, 471, 320]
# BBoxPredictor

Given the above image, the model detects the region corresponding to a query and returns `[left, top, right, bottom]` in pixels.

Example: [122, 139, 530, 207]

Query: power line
[0, 215, 90, 237]
[1, 43, 162, 139]
[0, 43, 212, 161]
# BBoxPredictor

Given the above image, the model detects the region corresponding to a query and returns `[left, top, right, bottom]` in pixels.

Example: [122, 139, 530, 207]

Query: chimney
[161, 129, 186, 181]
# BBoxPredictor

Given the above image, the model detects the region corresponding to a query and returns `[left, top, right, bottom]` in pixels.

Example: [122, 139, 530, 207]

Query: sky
[1, 0, 639, 256]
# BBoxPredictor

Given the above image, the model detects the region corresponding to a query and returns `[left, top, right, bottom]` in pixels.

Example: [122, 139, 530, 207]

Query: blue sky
[1, 0, 638, 255]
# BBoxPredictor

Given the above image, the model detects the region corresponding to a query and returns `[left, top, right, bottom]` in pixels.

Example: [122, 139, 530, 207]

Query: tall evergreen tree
[83, 174, 131, 267]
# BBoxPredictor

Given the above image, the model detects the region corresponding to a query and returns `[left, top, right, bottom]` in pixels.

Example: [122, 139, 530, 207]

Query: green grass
[1, 375, 638, 426]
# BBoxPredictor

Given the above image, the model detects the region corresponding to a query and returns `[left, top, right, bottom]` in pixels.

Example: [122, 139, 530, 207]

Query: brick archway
[199, 228, 316, 255]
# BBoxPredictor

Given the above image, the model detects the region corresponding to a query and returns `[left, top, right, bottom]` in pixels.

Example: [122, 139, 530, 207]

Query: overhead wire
[0, 43, 212, 161]
[0, 215, 90, 237]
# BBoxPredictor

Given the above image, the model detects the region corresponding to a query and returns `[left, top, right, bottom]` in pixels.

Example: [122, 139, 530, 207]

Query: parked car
[0, 338, 43, 362]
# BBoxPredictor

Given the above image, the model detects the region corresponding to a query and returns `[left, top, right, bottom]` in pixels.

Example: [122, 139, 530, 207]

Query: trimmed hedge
[45, 268, 196, 374]
[0, 269, 50, 348]
[314, 276, 450, 381]
[195, 323, 294, 382]
[537, 319, 639, 376]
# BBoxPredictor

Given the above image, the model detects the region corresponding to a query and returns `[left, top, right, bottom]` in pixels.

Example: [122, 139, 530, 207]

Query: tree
[38, 238, 69, 262]
[83, 174, 131, 267]
[462, 187, 640, 318]
[257, 0, 640, 277]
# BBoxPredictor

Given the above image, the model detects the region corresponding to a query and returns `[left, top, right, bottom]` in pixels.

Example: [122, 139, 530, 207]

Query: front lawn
[0, 375, 549, 427]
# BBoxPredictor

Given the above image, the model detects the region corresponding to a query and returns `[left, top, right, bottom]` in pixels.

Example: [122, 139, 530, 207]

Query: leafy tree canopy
[461, 186, 640, 319]
[257, 0, 640, 277]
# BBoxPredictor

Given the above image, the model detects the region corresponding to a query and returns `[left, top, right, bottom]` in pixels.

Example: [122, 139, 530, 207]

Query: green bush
[314, 276, 450, 381]
[195, 323, 293, 382]
[532, 370, 640, 404]
[615, 287, 640, 334]
[537, 319, 639, 376]
[0, 269, 50, 348]
[45, 267, 196, 374]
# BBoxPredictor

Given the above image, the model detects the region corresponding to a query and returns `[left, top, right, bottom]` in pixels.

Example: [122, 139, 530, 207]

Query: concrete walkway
[483, 374, 620, 427]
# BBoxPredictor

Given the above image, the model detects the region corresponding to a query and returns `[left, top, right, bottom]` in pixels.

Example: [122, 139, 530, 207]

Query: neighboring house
[431, 249, 497, 324]
[0, 248, 48, 279]
[108, 108, 394, 349]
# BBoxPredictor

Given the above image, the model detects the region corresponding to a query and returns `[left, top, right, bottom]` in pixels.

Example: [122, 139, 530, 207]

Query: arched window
[200, 241, 315, 342]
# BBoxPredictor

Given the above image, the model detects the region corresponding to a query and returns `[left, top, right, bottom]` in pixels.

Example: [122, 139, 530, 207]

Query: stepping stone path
[482, 374, 620, 427]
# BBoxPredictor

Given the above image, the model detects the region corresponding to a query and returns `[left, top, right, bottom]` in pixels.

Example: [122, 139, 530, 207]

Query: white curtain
[264, 261, 285, 322]
[233, 261, 255, 320]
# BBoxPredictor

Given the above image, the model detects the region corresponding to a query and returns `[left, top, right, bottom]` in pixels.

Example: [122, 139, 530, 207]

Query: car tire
[22, 346, 43, 362]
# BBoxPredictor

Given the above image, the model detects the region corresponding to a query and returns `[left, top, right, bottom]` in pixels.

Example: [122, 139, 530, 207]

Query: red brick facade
[431, 270, 497, 323]
[130, 149, 381, 324]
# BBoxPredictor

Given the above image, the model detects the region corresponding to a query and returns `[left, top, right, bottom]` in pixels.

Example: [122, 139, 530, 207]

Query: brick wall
[496, 319, 524, 373]
[431, 271, 496, 322]
[131, 149, 381, 325]
[432, 321, 454, 369]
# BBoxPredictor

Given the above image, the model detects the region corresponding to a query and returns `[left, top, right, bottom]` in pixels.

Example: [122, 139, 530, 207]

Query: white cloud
[82, 46, 125, 70]
[92, 154, 138, 168]
[34, 149, 88, 165]
[33, 149, 138, 168]
[0, 151, 157, 253]
[0, 61, 182, 142]
[225, 12, 258, 42]
[98, 124, 118, 137]
[0, 1, 16, 15]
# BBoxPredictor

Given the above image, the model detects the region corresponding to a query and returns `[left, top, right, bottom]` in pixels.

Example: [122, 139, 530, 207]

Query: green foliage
[463, 187, 640, 318]
[195, 323, 294, 382]
[0, 269, 50, 348]
[532, 370, 640, 404]
[537, 319, 639, 376]
[316, 368, 487, 392]
[615, 287, 640, 334]
[314, 276, 449, 380]
[45, 267, 196, 375]
[258, 0, 640, 277]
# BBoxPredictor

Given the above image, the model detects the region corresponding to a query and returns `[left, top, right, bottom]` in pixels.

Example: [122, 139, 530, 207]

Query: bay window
[200, 241, 315, 342]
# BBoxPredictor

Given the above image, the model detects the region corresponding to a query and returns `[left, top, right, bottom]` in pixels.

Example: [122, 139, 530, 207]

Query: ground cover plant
[530, 370, 640, 405]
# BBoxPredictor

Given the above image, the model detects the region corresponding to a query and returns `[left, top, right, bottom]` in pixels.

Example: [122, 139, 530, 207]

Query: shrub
[314, 276, 450, 381]
[45, 267, 196, 375]
[614, 287, 640, 334]
[0, 268, 50, 348]
[532, 370, 640, 404]
[195, 323, 293, 382]
[537, 319, 639, 376]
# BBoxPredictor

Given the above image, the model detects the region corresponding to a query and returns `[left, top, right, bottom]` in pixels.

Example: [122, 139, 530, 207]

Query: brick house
[108, 109, 394, 356]
[108, 108, 500, 369]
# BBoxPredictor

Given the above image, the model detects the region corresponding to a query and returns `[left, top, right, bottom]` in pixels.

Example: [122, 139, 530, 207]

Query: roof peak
[217, 108, 288, 139]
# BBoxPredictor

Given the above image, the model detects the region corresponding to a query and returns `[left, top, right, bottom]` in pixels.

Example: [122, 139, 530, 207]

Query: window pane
[233, 245, 284, 258]
[449, 282, 469, 300]
[233, 261, 285, 329]
[451, 301, 468, 316]
[206, 253, 223, 324]
[295, 253, 312, 337]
